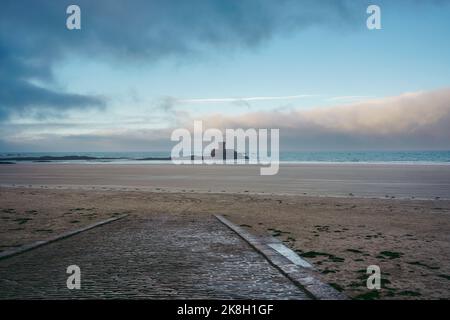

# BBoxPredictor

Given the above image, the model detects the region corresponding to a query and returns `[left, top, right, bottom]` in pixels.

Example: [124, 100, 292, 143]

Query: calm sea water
[1, 151, 450, 164]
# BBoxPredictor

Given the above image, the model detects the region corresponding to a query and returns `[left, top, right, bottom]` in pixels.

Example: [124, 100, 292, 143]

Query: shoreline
[1, 163, 449, 200]
[1, 160, 450, 166]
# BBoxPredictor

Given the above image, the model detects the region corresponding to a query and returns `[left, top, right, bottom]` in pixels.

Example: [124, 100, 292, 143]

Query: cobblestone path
[0, 214, 309, 299]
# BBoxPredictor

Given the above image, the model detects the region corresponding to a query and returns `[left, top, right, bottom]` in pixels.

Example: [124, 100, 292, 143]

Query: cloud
[0, 128, 174, 153]
[2, 0, 449, 151]
[192, 87, 450, 150]
[327, 95, 375, 102]
[177, 94, 316, 104]
[0, 78, 105, 120]
[0, 10, 105, 120]
[4, 87, 450, 151]
[0, 0, 367, 120]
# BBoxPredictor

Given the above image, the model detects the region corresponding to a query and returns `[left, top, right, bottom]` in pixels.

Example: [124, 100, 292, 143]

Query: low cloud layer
[2, 88, 449, 151]
[191, 87, 450, 150]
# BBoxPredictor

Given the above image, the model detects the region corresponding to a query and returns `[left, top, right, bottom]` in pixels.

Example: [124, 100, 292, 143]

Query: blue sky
[1, 0, 450, 151]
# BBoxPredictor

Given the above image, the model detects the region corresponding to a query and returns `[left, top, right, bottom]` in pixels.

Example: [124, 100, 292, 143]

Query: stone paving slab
[0, 214, 309, 299]
[215, 215, 347, 300]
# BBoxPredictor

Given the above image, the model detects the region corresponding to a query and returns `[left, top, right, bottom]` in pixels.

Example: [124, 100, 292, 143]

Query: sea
[1, 151, 450, 165]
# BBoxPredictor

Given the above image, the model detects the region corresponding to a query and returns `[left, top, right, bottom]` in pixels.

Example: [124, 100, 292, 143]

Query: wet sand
[1, 163, 450, 199]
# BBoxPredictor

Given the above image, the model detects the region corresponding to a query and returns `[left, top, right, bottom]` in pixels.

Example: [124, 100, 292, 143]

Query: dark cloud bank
[0, 0, 370, 121]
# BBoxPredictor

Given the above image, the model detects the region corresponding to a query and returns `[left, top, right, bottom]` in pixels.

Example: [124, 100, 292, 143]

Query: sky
[1, 0, 450, 152]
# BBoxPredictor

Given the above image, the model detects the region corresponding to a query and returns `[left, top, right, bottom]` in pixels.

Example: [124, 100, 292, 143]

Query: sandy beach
[1, 163, 450, 199]
[1, 163, 449, 299]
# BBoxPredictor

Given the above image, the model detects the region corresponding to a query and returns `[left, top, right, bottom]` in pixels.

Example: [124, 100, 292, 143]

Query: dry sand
[0, 163, 449, 299]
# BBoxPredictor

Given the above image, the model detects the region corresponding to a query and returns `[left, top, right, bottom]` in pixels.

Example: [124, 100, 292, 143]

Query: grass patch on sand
[377, 251, 403, 259]
[14, 217, 32, 225]
[346, 249, 363, 254]
[407, 261, 440, 270]
[329, 283, 344, 292]
[354, 291, 380, 300]
[301, 251, 345, 263]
